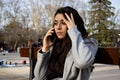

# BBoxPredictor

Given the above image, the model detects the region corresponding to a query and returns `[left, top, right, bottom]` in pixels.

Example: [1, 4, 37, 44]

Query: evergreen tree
[88, 0, 115, 47]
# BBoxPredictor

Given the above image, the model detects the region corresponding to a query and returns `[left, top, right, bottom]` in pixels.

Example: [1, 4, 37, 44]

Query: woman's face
[53, 13, 68, 39]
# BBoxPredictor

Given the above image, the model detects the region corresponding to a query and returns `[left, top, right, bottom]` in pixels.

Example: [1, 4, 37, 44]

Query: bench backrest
[20, 47, 120, 65]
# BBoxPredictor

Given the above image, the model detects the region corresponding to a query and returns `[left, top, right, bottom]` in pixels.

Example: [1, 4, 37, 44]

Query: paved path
[0, 67, 29, 80]
[90, 64, 120, 80]
[0, 52, 120, 80]
[0, 52, 29, 80]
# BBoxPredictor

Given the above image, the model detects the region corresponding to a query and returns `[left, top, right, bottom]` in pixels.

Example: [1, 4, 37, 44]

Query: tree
[3, 21, 23, 50]
[88, 0, 115, 47]
[0, 0, 38, 50]
[0, 0, 89, 49]
[29, 0, 88, 39]
[0, 0, 4, 28]
[3, 20, 38, 50]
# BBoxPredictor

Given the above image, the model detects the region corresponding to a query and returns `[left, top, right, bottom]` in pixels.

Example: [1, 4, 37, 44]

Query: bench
[0, 60, 4, 65]
[20, 46, 120, 80]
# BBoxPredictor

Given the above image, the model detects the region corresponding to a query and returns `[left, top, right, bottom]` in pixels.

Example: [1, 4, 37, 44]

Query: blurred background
[0, 0, 120, 52]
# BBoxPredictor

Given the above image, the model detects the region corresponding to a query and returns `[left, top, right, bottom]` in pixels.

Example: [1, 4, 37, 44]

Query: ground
[0, 52, 120, 80]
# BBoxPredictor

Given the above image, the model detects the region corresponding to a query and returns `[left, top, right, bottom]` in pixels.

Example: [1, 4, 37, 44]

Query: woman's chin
[57, 36, 64, 39]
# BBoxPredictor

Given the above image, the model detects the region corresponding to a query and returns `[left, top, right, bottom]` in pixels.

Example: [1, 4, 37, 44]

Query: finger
[46, 30, 53, 37]
[50, 27, 54, 31]
[71, 13, 75, 23]
[65, 13, 72, 22]
[63, 18, 69, 26]
[48, 28, 54, 33]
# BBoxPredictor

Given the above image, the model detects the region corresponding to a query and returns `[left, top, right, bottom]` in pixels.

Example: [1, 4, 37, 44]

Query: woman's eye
[53, 22, 57, 25]
[61, 21, 66, 25]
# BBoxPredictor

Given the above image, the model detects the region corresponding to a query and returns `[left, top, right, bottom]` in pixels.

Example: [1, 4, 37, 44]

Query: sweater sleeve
[67, 27, 98, 69]
[33, 49, 51, 80]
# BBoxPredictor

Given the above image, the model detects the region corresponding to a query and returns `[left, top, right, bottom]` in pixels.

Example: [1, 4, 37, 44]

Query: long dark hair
[48, 6, 87, 79]
[54, 6, 87, 37]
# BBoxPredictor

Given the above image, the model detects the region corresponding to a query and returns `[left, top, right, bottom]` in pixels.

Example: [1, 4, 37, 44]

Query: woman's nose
[57, 23, 62, 29]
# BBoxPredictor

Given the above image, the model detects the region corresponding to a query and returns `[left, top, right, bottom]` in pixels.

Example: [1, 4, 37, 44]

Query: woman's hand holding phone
[42, 28, 55, 52]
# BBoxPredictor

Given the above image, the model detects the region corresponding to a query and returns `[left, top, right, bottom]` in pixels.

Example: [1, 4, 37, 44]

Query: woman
[33, 6, 98, 80]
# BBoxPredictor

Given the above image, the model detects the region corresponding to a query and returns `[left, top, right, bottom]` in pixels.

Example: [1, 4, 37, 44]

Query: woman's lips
[57, 32, 62, 35]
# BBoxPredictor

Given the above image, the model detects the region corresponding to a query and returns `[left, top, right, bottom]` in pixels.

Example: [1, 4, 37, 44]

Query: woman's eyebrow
[60, 19, 64, 21]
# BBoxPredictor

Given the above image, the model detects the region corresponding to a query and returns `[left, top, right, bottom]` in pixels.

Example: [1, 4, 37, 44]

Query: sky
[110, 0, 120, 11]
[0, 0, 119, 29]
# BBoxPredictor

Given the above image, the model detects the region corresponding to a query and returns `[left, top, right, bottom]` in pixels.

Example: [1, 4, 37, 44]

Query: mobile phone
[50, 30, 56, 42]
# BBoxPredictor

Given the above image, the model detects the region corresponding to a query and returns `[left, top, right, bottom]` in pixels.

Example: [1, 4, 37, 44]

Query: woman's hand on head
[64, 13, 76, 29]
[42, 28, 55, 52]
